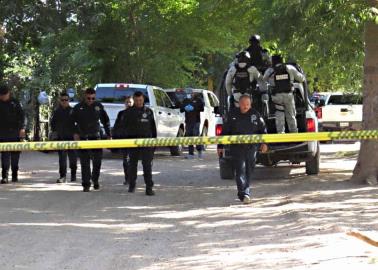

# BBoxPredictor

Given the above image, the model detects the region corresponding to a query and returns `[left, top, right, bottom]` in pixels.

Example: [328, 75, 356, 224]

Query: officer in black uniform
[217, 95, 268, 204]
[180, 91, 205, 159]
[71, 88, 111, 192]
[113, 96, 134, 185]
[123, 91, 157, 196]
[0, 83, 25, 184]
[50, 92, 77, 183]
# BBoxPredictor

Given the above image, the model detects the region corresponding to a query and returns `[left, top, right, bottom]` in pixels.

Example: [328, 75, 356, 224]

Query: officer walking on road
[263, 55, 305, 133]
[180, 90, 205, 159]
[123, 91, 157, 196]
[50, 92, 77, 183]
[113, 96, 134, 185]
[217, 95, 268, 204]
[71, 88, 111, 192]
[225, 51, 262, 109]
[0, 83, 26, 184]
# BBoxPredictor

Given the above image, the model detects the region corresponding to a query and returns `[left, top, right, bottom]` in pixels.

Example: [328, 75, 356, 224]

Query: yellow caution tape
[0, 130, 377, 152]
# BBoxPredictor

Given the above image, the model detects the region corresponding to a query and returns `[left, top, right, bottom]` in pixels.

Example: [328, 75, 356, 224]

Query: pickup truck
[164, 88, 223, 138]
[217, 70, 320, 179]
[312, 92, 363, 131]
[91, 83, 186, 155]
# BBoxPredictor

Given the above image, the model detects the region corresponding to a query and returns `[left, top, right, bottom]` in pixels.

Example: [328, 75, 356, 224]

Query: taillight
[315, 107, 322, 119]
[215, 124, 223, 136]
[307, 118, 316, 132]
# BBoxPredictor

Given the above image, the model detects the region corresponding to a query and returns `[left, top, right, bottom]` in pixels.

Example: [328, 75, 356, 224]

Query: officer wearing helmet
[246, 34, 270, 73]
[225, 51, 262, 108]
[263, 54, 305, 133]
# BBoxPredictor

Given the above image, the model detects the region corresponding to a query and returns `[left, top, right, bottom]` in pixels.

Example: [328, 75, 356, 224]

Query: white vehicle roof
[95, 83, 151, 89]
[164, 88, 211, 93]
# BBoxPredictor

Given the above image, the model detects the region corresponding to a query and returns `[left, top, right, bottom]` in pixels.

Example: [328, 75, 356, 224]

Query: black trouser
[0, 137, 21, 179]
[122, 148, 129, 182]
[231, 145, 257, 201]
[78, 149, 103, 188]
[127, 148, 154, 189]
[185, 122, 202, 155]
[58, 150, 77, 178]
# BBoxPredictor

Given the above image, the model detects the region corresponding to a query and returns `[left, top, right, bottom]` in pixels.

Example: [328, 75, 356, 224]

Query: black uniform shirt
[219, 108, 267, 152]
[180, 97, 204, 125]
[71, 101, 111, 138]
[51, 106, 76, 140]
[124, 106, 157, 139]
[113, 109, 127, 139]
[0, 98, 25, 138]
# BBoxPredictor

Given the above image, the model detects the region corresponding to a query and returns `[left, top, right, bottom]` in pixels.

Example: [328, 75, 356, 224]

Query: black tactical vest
[233, 65, 251, 94]
[273, 64, 292, 93]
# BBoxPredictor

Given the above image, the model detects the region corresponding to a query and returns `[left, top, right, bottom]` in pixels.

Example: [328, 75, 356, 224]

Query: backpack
[232, 65, 251, 94]
[273, 64, 292, 93]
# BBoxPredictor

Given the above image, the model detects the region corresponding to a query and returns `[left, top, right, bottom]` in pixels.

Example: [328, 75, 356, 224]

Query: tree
[351, 0, 378, 184]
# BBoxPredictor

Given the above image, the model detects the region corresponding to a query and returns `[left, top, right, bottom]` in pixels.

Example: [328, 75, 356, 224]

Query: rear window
[166, 90, 204, 107]
[328, 95, 362, 105]
[95, 86, 149, 104]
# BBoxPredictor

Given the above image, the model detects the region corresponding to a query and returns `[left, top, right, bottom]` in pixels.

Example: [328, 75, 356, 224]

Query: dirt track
[0, 143, 377, 269]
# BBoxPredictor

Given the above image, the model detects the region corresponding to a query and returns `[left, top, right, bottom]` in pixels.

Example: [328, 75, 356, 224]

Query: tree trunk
[351, 1, 378, 184]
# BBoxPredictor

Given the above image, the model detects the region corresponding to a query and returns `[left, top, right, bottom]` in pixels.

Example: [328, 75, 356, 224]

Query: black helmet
[236, 51, 251, 63]
[249, 34, 261, 44]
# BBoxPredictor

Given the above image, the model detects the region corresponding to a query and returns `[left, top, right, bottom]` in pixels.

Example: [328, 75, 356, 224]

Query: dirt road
[0, 143, 377, 269]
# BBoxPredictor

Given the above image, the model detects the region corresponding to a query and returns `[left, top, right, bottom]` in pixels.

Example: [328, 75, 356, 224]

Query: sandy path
[0, 143, 377, 269]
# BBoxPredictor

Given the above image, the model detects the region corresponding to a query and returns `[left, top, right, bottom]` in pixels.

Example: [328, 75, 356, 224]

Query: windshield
[95, 87, 149, 104]
[166, 91, 204, 107]
[328, 94, 362, 105]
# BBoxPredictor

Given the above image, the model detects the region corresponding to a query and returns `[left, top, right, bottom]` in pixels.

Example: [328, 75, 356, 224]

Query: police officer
[217, 95, 267, 204]
[71, 88, 111, 192]
[50, 92, 77, 183]
[180, 90, 205, 159]
[263, 55, 305, 133]
[225, 51, 262, 108]
[245, 34, 271, 73]
[113, 96, 134, 185]
[123, 91, 157, 196]
[0, 83, 25, 184]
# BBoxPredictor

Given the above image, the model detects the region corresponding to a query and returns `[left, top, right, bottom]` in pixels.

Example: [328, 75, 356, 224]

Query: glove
[184, 104, 194, 112]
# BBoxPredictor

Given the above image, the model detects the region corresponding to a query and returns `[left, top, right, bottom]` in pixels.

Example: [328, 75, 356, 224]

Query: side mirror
[214, 106, 220, 114]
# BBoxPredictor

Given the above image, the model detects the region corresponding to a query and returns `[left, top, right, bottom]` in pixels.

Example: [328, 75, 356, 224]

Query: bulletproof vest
[232, 65, 251, 94]
[273, 64, 292, 93]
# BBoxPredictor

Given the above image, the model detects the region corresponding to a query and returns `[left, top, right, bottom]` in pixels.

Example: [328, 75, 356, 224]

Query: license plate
[340, 122, 349, 127]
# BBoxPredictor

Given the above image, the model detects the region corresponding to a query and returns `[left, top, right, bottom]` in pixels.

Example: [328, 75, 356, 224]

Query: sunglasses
[86, 97, 96, 101]
[60, 98, 69, 102]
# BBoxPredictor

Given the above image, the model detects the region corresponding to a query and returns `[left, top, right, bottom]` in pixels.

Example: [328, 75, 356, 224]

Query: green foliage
[0, 0, 374, 96]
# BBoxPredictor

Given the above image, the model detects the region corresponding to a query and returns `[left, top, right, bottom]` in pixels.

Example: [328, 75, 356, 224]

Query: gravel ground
[0, 143, 377, 270]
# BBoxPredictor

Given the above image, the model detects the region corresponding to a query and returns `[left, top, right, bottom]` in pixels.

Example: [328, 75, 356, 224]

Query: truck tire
[306, 142, 320, 175]
[170, 128, 184, 156]
[219, 157, 234, 180]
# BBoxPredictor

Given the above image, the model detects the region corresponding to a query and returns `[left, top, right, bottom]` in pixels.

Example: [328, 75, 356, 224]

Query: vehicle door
[160, 90, 182, 137]
[152, 88, 170, 137]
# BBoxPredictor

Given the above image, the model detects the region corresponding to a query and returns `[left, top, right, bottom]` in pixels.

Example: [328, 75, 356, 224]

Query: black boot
[1, 170, 8, 184]
[146, 187, 155, 196]
[12, 171, 18, 182]
[71, 169, 76, 182]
